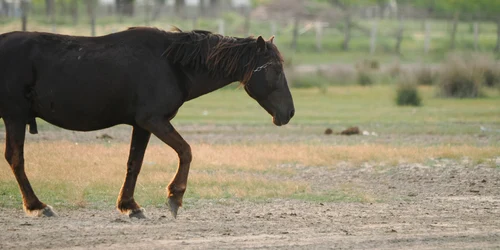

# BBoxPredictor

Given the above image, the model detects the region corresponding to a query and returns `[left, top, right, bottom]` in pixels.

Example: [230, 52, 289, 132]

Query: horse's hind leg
[4, 119, 56, 217]
[116, 126, 151, 218]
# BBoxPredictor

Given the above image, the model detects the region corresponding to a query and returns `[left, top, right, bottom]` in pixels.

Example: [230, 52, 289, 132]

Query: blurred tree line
[269, 0, 500, 52]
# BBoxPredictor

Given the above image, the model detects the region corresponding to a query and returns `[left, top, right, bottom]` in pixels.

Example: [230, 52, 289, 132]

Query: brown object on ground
[340, 126, 360, 135]
[324, 128, 333, 135]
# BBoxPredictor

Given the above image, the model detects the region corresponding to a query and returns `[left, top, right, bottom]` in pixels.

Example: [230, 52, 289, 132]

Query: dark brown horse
[0, 27, 294, 218]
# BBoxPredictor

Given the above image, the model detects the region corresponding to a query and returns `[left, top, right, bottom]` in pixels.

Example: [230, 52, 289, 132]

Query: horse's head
[244, 36, 295, 126]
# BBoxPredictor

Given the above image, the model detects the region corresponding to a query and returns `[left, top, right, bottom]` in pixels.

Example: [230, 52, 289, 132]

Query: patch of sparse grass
[472, 55, 500, 88]
[388, 63, 403, 78]
[288, 67, 357, 89]
[414, 66, 436, 86]
[289, 74, 329, 90]
[291, 190, 366, 203]
[1, 142, 499, 208]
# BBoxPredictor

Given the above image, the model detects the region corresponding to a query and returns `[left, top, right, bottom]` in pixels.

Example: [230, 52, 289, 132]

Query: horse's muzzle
[272, 108, 294, 126]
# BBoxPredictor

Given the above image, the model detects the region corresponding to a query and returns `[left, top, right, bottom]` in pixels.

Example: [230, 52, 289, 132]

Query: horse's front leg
[138, 117, 192, 218]
[116, 126, 151, 218]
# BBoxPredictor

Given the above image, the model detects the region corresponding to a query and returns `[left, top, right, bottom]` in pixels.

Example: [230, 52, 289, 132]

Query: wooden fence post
[473, 22, 479, 51]
[370, 20, 378, 54]
[424, 21, 431, 54]
[218, 19, 225, 35]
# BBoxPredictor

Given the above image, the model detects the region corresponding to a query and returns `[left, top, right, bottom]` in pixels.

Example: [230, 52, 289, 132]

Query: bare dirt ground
[2, 160, 500, 249]
[1, 125, 500, 249]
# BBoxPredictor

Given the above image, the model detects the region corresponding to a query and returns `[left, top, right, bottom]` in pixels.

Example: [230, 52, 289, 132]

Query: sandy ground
[1, 157, 500, 249]
[1, 124, 500, 249]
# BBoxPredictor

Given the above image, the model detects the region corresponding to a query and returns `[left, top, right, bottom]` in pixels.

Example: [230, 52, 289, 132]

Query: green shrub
[357, 71, 373, 86]
[438, 56, 483, 98]
[356, 68, 374, 86]
[396, 79, 422, 106]
[483, 68, 500, 87]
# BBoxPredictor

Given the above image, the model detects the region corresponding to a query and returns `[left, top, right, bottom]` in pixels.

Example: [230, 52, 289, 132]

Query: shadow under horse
[0, 27, 294, 218]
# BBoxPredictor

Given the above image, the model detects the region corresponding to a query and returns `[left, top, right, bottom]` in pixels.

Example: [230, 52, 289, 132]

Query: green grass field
[176, 85, 500, 135]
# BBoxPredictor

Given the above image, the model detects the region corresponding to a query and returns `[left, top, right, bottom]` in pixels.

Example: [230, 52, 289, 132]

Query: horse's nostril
[289, 109, 295, 119]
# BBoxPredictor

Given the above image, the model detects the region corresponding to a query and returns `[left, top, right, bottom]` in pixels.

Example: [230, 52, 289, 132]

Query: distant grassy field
[175, 85, 500, 136]
[0, 86, 499, 209]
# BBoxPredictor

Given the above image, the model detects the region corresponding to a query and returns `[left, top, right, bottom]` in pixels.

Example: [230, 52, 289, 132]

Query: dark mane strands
[164, 29, 283, 84]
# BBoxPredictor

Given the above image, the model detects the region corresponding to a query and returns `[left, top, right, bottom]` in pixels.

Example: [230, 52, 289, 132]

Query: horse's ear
[269, 36, 275, 43]
[256, 36, 266, 52]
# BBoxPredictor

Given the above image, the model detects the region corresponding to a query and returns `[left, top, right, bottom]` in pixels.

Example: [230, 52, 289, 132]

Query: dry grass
[438, 56, 483, 98]
[413, 66, 436, 86]
[471, 55, 500, 88]
[1, 141, 498, 208]
[437, 54, 500, 98]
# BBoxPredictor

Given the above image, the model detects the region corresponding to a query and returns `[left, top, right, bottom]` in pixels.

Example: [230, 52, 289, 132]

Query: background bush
[396, 75, 422, 106]
[437, 55, 484, 98]
[414, 66, 436, 86]
[471, 56, 500, 88]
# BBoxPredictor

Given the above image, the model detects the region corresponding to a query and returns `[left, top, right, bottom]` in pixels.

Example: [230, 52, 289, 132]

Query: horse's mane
[163, 27, 283, 84]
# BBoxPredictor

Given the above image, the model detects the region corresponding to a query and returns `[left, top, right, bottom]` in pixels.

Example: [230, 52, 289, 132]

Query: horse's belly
[33, 89, 134, 131]
[36, 110, 131, 131]
[37, 113, 129, 131]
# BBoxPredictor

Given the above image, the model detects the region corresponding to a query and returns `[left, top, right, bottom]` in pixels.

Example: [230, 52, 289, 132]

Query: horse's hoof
[25, 205, 57, 217]
[167, 198, 180, 219]
[129, 208, 146, 219]
[41, 206, 57, 217]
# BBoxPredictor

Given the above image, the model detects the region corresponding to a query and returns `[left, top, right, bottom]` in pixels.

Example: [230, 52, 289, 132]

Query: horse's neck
[183, 71, 237, 101]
